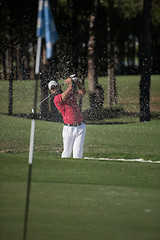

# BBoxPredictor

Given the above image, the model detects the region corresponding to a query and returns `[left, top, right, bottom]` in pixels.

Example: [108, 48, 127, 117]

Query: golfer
[48, 75, 86, 158]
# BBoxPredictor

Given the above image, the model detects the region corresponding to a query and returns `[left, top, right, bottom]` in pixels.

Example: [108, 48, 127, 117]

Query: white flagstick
[35, 37, 42, 74]
[28, 36, 42, 165]
[29, 36, 42, 161]
[28, 118, 36, 165]
[23, 33, 42, 240]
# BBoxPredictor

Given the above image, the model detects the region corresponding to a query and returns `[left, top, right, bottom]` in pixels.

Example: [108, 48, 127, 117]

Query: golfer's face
[51, 85, 61, 94]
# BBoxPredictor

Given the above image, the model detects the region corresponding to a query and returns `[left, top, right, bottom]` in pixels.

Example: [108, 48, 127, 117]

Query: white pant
[61, 123, 86, 158]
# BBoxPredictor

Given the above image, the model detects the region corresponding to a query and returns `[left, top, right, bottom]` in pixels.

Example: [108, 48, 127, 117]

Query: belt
[64, 122, 84, 127]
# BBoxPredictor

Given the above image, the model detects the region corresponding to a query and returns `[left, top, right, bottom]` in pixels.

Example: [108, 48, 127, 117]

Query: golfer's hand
[70, 74, 79, 83]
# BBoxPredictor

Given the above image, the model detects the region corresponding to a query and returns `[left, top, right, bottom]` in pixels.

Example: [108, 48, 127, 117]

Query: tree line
[0, 0, 159, 121]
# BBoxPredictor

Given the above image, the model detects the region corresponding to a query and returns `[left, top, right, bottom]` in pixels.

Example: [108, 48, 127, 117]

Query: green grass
[0, 75, 160, 119]
[0, 115, 160, 160]
[97, 75, 160, 114]
[0, 154, 160, 240]
[80, 75, 160, 116]
[0, 115, 160, 240]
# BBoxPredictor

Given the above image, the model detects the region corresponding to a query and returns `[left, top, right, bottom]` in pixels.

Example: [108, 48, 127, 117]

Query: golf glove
[70, 74, 79, 83]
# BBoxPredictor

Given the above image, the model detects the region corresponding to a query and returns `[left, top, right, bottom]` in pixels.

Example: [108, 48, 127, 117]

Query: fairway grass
[0, 114, 160, 240]
[0, 115, 160, 161]
[0, 156, 160, 240]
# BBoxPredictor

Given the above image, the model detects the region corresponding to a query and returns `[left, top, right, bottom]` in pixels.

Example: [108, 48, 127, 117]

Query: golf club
[32, 93, 53, 114]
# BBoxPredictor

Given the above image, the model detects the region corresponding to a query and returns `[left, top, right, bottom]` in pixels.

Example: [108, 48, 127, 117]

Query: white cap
[48, 80, 58, 90]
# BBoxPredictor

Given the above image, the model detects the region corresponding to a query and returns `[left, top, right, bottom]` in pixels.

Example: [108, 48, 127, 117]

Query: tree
[87, 0, 104, 119]
[139, 0, 152, 122]
[107, 0, 117, 107]
[8, 1, 14, 116]
[151, 0, 160, 74]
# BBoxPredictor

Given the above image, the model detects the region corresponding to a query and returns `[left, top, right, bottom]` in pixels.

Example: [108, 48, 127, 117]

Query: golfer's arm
[76, 81, 86, 97]
[61, 83, 73, 102]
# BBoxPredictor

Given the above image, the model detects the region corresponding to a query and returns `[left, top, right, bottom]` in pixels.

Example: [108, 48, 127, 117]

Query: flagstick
[35, 37, 42, 74]
[23, 37, 42, 240]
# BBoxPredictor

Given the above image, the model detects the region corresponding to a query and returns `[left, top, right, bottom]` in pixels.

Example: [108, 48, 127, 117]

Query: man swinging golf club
[48, 75, 86, 158]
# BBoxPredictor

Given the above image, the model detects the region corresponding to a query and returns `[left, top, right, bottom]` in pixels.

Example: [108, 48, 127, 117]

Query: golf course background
[0, 75, 160, 118]
[0, 75, 160, 240]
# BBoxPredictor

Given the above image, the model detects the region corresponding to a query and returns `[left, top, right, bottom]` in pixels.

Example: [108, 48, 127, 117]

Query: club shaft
[33, 93, 53, 111]
[32, 83, 65, 112]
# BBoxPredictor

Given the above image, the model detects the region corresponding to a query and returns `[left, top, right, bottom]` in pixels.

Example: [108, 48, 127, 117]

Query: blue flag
[36, 0, 58, 59]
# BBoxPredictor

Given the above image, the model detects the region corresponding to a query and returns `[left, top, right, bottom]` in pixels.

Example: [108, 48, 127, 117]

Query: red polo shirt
[54, 93, 83, 124]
